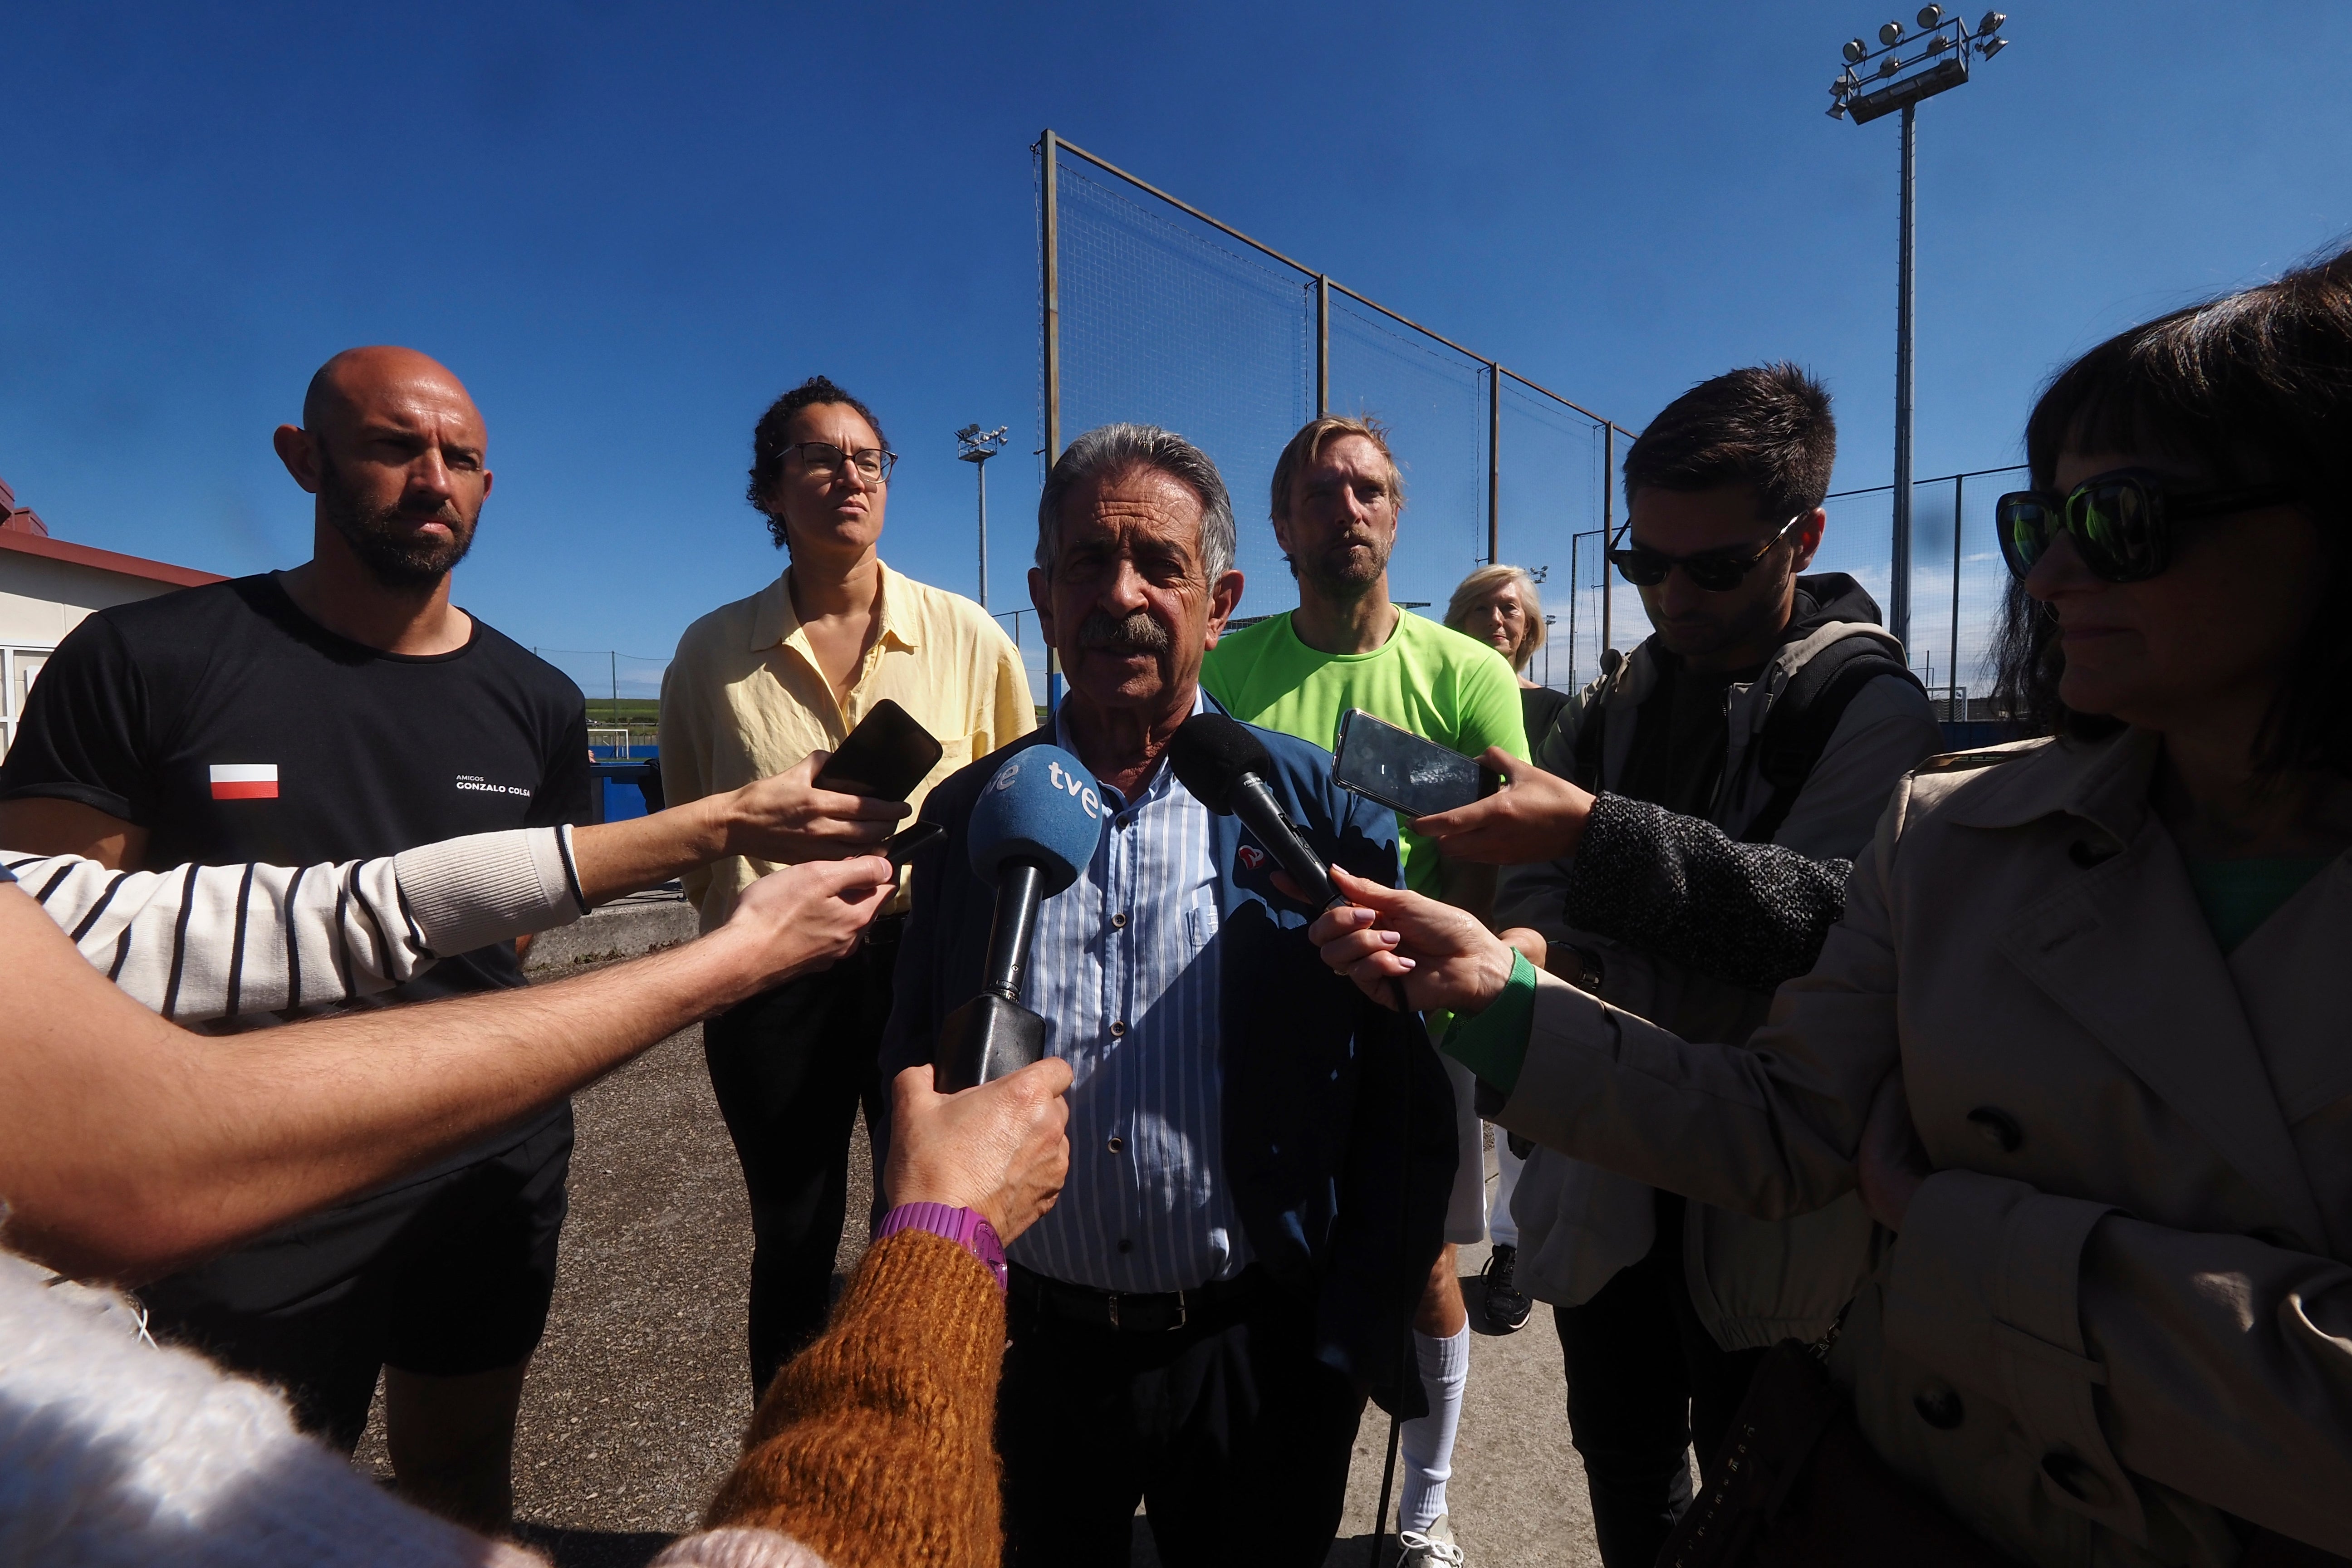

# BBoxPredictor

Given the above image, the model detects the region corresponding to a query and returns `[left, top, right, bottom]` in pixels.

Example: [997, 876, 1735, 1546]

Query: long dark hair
[1990, 247, 2352, 774]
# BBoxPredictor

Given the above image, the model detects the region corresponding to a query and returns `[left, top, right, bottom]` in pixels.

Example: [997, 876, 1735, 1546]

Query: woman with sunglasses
[1310, 254, 2352, 1564]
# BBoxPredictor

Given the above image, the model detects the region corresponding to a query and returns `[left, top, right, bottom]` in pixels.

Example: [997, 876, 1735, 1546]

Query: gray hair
[1035, 423, 1236, 584]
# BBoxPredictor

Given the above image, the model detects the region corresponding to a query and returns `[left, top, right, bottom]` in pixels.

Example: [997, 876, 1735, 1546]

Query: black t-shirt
[1520, 684, 1570, 751]
[0, 574, 589, 1001]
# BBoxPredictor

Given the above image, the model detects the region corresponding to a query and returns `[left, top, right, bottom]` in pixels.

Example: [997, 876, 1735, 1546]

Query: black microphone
[933, 744, 1109, 1091]
[1166, 713, 1345, 911]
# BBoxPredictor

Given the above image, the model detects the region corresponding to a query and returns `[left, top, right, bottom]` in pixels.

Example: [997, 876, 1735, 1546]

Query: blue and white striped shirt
[1008, 697, 1251, 1294]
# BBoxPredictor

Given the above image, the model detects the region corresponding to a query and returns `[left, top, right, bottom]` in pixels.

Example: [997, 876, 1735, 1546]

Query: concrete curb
[525, 898, 698, 975]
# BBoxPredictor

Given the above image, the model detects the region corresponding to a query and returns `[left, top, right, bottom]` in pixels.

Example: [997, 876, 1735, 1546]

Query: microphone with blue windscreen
[934, 745, 1109, 1091]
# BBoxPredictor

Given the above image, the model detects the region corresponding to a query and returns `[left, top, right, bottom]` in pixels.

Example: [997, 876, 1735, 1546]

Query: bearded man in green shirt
[1202, 414, 1527, 1565]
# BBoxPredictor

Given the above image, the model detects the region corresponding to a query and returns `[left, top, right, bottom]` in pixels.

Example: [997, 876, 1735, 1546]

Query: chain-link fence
[1040, 132, 1627, 667]
[1039, 132, 2032, 724]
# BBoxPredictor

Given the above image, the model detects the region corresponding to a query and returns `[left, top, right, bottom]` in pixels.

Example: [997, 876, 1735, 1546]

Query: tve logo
[209, 764, 279, 801]
[1044, 758, 1105, 821]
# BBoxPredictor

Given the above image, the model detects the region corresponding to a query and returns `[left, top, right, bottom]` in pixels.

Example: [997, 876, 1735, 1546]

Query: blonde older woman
[1446, 563, 1568, 749]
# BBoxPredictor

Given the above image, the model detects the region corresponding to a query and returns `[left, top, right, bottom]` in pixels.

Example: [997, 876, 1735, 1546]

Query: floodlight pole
[1892, 100, 1916, 651]
[958, 425, 1009, 611]
[1826, 10, 2011, 659]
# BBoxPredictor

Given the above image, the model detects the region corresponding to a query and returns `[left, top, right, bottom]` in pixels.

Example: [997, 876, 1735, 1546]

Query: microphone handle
[980, 859, 1047, 1003]
[1230, 773, 1344, 910]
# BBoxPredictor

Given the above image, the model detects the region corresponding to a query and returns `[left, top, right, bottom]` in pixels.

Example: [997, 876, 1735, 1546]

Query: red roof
[0, 521, 226, 588]
[0, 473, 225, 588]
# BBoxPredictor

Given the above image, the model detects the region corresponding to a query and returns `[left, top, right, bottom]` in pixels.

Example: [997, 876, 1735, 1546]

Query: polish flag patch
[210, 764, 279, 800]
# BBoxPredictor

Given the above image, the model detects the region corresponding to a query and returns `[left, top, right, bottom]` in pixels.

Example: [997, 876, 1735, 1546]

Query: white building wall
[0, 551, 186, 646]
[1, 552, 191, 755]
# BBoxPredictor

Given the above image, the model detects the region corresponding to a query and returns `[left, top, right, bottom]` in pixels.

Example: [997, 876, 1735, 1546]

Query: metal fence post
[1316, 275, 1330, 417]
[1949, 474, 1965, 717]
[1600, 424, 1615, 657]
[1890, 102, 1917, 652]
[1042, 129, 1062, 467]
[1486, 366, 1500, 565]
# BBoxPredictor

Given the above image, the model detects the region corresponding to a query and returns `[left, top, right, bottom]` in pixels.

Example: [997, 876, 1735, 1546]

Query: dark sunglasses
[1608, 511, 1804, 593]
[1995, 469, 2298, 583]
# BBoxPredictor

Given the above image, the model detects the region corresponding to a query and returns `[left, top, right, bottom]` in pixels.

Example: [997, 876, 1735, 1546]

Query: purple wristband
[877, 1202, 1007, 1294]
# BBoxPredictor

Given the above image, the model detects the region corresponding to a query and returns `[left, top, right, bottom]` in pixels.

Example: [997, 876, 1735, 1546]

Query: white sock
[1490, 1127, 1524, 1250]
[1399, 1323, 1470, 1532]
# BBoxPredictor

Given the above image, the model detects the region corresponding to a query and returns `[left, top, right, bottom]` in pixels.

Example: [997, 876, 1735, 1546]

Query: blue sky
[5, 1, 2348, 699]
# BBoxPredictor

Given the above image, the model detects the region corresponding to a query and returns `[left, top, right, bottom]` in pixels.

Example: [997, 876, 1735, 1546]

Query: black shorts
[140, 1107, 573, 1450]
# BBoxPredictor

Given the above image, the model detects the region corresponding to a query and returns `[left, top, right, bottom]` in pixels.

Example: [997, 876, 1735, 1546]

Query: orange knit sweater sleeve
[701, 1228, 1005, 1568]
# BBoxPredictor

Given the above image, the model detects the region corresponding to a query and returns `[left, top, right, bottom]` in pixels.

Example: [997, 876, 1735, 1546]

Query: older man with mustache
[881, 423, 1453, 1567]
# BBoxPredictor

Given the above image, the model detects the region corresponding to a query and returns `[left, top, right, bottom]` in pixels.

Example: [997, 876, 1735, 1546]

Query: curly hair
[746, 376, 891, 551]
[1989, 245, 2352, 774]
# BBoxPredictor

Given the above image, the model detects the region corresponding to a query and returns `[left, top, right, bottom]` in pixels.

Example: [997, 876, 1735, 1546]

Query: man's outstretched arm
[0, 854, 896, 1284]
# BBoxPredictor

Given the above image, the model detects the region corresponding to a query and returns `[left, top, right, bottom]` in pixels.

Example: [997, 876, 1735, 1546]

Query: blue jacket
[878, 713, 1456, 1407]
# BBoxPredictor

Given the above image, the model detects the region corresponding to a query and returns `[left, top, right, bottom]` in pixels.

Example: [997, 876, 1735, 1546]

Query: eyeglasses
[1607, 511, 1805, 593]
[1995, 469, 2298, 583]
[785, 442, 897, 483]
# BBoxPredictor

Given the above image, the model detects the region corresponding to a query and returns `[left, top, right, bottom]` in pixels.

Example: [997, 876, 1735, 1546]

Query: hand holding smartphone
[814, 699, 945, 802]
[1330, 708, 1497, 819]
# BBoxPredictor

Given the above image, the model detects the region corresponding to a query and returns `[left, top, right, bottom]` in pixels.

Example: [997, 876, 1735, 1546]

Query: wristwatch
[877, 1202, 1008, 1293]
[1554, 944, 1606, 994]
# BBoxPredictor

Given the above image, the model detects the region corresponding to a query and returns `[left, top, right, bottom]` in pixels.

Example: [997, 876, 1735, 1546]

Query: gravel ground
[354, 1002, 1605, 1568]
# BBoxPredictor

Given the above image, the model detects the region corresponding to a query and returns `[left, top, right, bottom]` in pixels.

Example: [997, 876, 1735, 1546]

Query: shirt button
[1110, 911, 1128, 928]
[1107, 1135, 1125, 1153]
[1109, 1020, 1127, 1037]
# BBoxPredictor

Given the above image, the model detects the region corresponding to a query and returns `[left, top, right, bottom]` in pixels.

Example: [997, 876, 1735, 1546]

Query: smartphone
[814, 699, 944, 802]
[1332, 708, 1493, 819]
[884, 820, 946, 868]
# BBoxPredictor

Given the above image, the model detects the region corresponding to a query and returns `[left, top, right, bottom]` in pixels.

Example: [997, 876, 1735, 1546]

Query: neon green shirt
[1202, 608, 1529, 894]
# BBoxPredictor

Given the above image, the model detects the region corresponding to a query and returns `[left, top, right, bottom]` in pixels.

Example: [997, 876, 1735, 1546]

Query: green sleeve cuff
[1439, 948, 1539, 1098]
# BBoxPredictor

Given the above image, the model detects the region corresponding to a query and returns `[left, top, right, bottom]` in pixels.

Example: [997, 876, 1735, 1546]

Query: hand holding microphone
[933, 745, 1109, 1092]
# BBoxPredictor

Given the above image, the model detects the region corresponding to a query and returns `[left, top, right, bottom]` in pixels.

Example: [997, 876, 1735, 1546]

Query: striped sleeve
[1, 826, 586, 1024]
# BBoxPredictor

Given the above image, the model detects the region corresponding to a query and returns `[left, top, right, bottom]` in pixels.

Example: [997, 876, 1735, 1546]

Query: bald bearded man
[0, 347, 593, 1532]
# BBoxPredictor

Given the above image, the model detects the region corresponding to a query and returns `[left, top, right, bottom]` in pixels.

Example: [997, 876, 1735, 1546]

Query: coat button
[2041, 1451, 2113, 1507]
[1912, 1382, 1964, 1429]
[1107, 1135, 1125, 1153]
[1967, 1107, 2024, 1153]
[1111, 911, 1128, 928]
[1109, 1020, 1127, 1037]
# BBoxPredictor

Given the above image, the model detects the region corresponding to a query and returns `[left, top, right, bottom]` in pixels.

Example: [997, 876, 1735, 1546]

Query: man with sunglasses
[1484, 365, 1941, 1568]
[660, 375, 1033, 1397]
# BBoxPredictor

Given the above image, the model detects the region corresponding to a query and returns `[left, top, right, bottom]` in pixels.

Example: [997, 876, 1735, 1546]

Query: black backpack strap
[1570, 648, 1625, 792]
[1741, 638, 1922, 845]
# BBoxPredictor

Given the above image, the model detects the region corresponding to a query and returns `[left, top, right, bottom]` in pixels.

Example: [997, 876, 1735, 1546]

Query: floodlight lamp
[1878, 53, 1901, 74]
[956, 423, 981, 441]
[1980, 35, 2007, 57]
[1879, 20, 1904, 44]
[1842, 37, 1868, 62]
[1916, 5, 1943, 25]
[1977, 10, 2006, 34]
[1827, 100, 1848, 118]
[1925, 32, 1948, 52]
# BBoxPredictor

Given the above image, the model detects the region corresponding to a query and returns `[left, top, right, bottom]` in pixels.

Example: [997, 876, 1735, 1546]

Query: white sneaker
[1397, 1514, 1465, 1567]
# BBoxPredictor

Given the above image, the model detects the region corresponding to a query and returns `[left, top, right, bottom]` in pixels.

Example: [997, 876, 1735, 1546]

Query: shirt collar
[747, 560, 919, 655]
[1047, 685, 1212, 813]
[1943, 726, 2161, 849]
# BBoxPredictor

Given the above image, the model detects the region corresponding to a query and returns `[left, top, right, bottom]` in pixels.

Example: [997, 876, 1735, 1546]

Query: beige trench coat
[1491, 727, 2352, 1565]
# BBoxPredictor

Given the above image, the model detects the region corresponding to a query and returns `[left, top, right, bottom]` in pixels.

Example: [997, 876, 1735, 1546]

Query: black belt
[1009, 1262, 1265, 1334]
